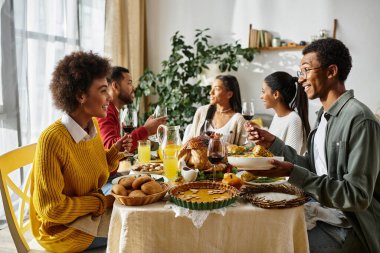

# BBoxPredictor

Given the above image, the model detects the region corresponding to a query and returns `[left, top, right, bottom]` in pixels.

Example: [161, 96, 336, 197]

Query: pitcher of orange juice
[157, 125, 182, 181]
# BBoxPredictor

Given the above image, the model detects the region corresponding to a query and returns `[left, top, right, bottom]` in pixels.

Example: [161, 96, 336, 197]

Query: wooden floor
[0, 226, 17, 253]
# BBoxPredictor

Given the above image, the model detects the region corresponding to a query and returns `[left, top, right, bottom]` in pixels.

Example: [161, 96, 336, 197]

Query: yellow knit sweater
[30, 118, 124, 252]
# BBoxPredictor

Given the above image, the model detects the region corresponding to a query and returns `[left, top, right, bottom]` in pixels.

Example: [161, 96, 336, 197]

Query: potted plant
[135, 28, 256, 131]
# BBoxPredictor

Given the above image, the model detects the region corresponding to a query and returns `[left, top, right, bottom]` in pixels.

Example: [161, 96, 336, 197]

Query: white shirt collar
[61, 113, 97, 143]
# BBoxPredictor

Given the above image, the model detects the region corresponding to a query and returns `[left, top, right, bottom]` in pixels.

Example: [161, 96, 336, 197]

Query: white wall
[146, 0, 380, 125]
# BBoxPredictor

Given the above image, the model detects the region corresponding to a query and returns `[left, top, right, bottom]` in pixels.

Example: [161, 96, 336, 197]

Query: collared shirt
[270, 90, 380, 252]
[61, 113, 97, 143]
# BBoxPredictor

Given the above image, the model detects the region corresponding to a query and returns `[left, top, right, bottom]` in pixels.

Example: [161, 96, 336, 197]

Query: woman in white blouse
[261, 71, 310, 154]
[184, 75, 246, 145]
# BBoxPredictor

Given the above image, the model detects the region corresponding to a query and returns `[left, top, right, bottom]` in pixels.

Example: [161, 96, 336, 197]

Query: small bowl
[181, 167, 199, 182]
[179, 160, 198, 182]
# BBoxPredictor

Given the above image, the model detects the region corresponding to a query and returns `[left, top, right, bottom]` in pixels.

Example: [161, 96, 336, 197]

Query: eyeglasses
[297, 67, 322, 79]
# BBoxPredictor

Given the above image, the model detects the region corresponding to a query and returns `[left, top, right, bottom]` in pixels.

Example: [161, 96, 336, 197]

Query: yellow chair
[0, 143, 107, 253]
[0, 143, 46, 252]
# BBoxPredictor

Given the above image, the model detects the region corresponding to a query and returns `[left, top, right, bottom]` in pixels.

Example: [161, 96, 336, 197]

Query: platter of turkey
[177, 136, 234, 181]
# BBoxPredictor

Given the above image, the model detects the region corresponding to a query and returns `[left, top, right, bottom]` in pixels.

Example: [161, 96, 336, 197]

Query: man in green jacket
[246, 38, 380, 253]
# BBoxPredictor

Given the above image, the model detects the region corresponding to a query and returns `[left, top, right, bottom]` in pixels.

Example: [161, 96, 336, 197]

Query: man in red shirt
[98, 66, 167, 192]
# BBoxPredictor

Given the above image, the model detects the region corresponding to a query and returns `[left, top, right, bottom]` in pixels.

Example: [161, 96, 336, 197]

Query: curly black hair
[303, 38, 352, 81]
[110, 66, 129, 83]
[50, 51, 111, 113]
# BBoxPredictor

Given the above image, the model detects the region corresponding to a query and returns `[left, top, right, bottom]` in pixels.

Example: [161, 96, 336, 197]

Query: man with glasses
[245, 38, 379, 253]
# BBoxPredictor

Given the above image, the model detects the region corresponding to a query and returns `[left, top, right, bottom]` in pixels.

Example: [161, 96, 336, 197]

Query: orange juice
[162, 144, 181, 181]
[158, 144, 181, 160]
[138, 141, 151, 164]
[163, 157, 178, 181]
[158, 146, 163, 160]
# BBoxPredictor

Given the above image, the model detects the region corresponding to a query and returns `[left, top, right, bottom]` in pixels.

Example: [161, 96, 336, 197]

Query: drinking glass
[242, 101, 255, 145]
[138, 140, 151, 164]
[149, 105, 168, 143]
[203, 119, 214, 137]
[242, 101, 255, 121]
[163, 148, 179, 182]
[120, 108, 138, 156]
[120, 108, 138, 134]
[153, 104, 167, 118]
[207, 137, 225, 181]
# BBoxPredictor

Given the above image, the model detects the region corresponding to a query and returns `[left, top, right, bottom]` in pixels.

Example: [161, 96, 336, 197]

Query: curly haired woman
[30, 51, 130, 252]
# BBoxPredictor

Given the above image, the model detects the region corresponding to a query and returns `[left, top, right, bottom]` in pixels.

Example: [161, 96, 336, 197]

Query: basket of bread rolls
[111, 175, 169, 206]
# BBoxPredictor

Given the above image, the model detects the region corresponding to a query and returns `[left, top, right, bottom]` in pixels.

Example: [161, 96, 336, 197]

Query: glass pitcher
[156, 125, 182, 181]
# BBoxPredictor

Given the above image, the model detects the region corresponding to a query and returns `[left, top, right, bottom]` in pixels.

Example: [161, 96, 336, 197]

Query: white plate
[236, 171, 288, 185]
[227, 156, 284, 170]
[112, 174, 168, 185]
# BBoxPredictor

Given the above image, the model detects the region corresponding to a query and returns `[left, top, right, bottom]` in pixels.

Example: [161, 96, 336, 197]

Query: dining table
[106, 195, 309, 253]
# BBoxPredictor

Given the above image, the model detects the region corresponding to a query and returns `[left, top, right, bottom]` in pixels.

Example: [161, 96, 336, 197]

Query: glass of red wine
[242, 100, 255, 121]
[242, 101, 255, 145]
[120, 108, 138, 156]
[207, 136, 225, 181]
[203, 119, 214, 137]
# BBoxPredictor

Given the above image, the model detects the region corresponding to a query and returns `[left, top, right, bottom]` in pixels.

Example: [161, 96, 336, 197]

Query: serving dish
[236, 171, 287, 185]
[112, 174, 168, 184]
[227, 156, 284, 170]
[112, 182, 169, 206]
[130, 163, 164, 175]
[169, 181, 239, 210]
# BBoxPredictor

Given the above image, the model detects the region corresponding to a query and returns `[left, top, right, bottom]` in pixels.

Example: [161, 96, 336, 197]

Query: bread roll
[132, 175, 153, 189]
[128, 190, 147, 197]
[119, 176, 135, 189]
[112, 184, 128, 196]
[141, 180, 163, 195]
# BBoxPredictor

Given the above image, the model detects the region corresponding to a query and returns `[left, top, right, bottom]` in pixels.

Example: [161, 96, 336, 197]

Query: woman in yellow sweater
[30, 51, 130, 252]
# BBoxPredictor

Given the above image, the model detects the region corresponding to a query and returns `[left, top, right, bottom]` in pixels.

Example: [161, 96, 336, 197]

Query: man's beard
[119, 92, 134, 105]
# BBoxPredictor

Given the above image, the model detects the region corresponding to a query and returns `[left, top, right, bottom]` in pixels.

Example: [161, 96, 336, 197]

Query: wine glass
[242, 101, 255, 145]
[120, 108, 138, 135]
[153, 104, 167, 118]
[207, 136, 225, 181]
[203, 119, 214, 137]
[120, 108, 138, 156]
[242, 100, 255, 121]
[149, 105, 168, 142]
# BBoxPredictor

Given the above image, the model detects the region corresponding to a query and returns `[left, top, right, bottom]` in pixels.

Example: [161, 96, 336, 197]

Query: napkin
[65, 208, 112, 237]
[304, 202, 351, 230]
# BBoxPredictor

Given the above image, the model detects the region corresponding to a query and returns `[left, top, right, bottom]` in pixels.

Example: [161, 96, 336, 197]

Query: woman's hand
[105, 195, 115, 209]
[244, 123, 276, 149]
[115, 134, 133, 153]
[250, 159, 294, 177]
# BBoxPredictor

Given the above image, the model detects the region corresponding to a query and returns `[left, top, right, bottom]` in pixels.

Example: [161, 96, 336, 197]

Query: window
[0, 0, 105, 224]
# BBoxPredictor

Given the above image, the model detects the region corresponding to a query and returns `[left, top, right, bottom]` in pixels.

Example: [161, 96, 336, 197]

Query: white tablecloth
[107, 198, 309, 253]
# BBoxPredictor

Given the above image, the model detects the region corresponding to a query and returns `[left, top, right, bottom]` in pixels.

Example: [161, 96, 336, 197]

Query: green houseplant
[135, 28, 256, 130]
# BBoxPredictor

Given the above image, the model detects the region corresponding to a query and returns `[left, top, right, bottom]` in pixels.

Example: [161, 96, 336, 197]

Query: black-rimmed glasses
[297, 67, 321, 79]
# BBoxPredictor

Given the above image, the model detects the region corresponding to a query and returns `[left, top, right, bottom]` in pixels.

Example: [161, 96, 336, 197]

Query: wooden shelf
[256, 45, 305, 51]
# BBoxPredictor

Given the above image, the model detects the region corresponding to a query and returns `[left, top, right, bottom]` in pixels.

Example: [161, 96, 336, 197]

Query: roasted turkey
[178, 135, 228, 172]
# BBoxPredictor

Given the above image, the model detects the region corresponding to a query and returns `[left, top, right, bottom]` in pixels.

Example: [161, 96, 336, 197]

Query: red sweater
[97, 102, 149, 164]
